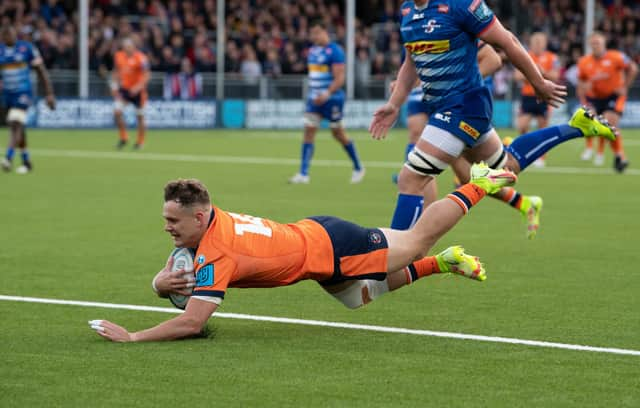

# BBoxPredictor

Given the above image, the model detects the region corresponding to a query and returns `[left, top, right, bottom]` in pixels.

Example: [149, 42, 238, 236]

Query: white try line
[1, 294, 639, 357]
[30, 148, 640, 175]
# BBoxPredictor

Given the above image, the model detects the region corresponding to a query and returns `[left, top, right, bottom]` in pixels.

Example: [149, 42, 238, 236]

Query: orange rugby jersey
[577, 50, 631, 98]
[521, 51, 559, 96]
[114, 50, 149, 90]
[190, 206, 335, 303]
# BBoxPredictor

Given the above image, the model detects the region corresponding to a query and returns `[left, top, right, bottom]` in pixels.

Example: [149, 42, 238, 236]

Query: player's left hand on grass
[89, 319, 133, 342]
[369, 103, 399, 140]
[46, 94, 56, 110]
[534, 79, 566, 108]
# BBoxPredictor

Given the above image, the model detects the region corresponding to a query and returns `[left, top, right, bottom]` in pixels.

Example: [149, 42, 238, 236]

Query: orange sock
[136, 128, 145, 146]
[404, 256, 441, 284]
[447, 183, 487, 214]
[597, 137, 606, 154]
[610, 134, 625, 159]
[497, 187, 523, 209]
[585, 138, 593, 149]
[119, 127, 128, 142]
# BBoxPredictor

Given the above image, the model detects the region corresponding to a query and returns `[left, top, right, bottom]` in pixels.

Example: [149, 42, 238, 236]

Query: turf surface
[1, 128, 639, 407]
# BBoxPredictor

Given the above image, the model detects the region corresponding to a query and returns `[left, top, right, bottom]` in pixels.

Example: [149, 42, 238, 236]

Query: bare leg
[135, 114, 146, 148]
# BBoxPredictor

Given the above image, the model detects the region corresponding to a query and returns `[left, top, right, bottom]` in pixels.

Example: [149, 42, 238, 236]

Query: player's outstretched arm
[89, 298, 217, 342]
[479, 19, 566, 107]
[370, 57, 418, 140]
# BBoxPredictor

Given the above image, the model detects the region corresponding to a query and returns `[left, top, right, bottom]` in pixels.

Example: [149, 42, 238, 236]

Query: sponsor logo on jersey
[424, 19, 441, 33]
[308, 64, 329, 72]
[434, 112, 451, 123]
[196, 264, 214, 287]
[404, 40, 450, 55]
[438, 4, 449, 13]
[459, 121, 480, 138]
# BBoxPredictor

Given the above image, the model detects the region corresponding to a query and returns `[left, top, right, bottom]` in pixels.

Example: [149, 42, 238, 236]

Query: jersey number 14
[229, 213, 273, 237]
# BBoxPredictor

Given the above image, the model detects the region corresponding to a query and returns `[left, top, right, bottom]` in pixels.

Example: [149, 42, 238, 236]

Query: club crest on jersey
[459, 121, 480, 139]
[404, 40, 450, 55]
[412, 12, 424, 20]
[197, 254, 205, 264]
[423, 19, 441, 33]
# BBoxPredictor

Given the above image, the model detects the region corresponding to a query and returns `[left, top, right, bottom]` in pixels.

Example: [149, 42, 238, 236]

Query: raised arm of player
[370, 56, 418, 140]
[479, 20, 566, 107]
[477, 43, 502, 77]
[91, 298, 217, 342]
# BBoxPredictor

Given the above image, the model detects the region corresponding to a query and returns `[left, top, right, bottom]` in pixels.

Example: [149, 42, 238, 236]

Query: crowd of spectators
[1, 0, 640, 95]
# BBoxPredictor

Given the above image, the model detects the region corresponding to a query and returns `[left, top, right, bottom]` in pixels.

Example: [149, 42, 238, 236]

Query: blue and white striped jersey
[307, 42, 345, 100]
[399, 0, 496, 111]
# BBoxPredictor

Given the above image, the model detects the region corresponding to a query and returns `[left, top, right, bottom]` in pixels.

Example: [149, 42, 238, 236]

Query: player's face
[163, 201, 203, 248]
[1, 28, 16, 45]
[310, 26, 327, 45]
[530, 34, 546, 54]
[590, 36, 605, 57]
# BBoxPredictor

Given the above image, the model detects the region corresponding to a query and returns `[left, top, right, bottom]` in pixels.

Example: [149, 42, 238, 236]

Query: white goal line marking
[31, 148, 640, 176]
[1, 294, 639, 357]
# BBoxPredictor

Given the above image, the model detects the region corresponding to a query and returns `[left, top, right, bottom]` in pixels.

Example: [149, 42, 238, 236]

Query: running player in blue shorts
[0, 26, 56, 174]
[393, 41, 544, 239]
[369, 0, 615, 233]
[289, 20, 365, 184]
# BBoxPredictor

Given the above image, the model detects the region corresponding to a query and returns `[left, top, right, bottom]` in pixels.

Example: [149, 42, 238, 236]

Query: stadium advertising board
[32, 99, 216, 128]
[245, 100, 387, 129]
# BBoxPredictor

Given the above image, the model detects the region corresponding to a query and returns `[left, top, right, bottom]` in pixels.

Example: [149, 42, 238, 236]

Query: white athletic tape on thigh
[331, 279, 389, 309]
[7, 108, 27, 124]
[303, 113, 320, 128]
[405, 147, 449, 176]
[114, 100, 125, 111]
[486, 144, 508, 169]
[329, 120, 343, 129]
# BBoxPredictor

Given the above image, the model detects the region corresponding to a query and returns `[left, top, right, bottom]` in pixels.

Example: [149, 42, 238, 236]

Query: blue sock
[300, 142, 314, 176]
[506, 125, 583, 170]
[390, 194, 424, 229]
[21, 150, 30, 163]
[404, 143, 415, 160]
[343, 141, 362, 171]
[6, 147, 15, 161]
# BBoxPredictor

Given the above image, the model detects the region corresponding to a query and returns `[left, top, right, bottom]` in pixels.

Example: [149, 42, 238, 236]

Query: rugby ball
[168, 247, 196, 310]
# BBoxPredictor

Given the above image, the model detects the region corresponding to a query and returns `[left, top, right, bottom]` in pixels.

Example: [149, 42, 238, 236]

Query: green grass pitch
[1, 127, 639, 407]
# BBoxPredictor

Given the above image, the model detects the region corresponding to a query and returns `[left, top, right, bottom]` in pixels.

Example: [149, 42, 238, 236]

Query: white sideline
[30, 148, 640, 175]
[1, 294, 639, 357]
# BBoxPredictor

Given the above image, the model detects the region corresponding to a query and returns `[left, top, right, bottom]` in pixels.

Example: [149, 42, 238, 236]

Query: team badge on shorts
[369, 231, 383, 245]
